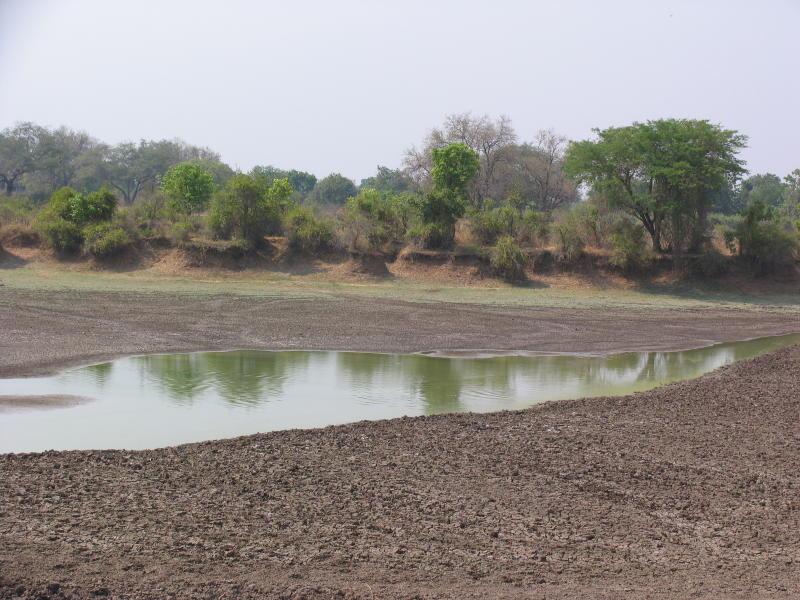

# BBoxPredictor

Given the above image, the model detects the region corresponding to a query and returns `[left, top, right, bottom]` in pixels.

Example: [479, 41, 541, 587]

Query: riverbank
[2, 345, 800, 598]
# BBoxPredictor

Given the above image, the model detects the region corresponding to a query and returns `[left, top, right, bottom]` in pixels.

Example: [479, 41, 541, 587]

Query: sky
[1, 0, 798, 182]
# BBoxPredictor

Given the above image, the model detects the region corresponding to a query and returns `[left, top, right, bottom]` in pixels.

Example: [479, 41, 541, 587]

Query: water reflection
[140, 351, 311, 405]
[1, 333, 798, 453]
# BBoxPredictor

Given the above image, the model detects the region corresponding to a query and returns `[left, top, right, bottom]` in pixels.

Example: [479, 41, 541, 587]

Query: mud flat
[2, 344, 799, 599]
[0, 287, 798, 378]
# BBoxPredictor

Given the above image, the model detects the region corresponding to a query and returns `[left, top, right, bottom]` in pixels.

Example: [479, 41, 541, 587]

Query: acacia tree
[564, 119, 746, 254]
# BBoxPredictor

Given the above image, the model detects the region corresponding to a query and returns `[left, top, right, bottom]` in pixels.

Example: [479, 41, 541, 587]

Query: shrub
[0, 223, 40, 247]
[608, 217, 649, 271]
[68, 188, 117, 225]
[340, 189, 410, 251]
[161, 163, 215, 215]
[208, 174, 283, 244]
[514, 209, 547, 246]
[732, 201, 798, 274]
[490, 236, 527, 281]
[170, 221, 193, 246]
[0, 196, 37, 225]
[83, 223, 132, 258]
[553, 213, 585, 262]
[468, 204, 516, 245]
[285, 206, 333, 255]
[35, 217, 83, 254]
[689, 249, 730, 278]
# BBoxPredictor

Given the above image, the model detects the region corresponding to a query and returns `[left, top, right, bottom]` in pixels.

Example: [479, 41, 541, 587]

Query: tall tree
[308, 173, 357, 206]
[0, 122, 44, 195]
[359, 166, 413, 194]
[102, 139, 219, 204]
[405, 113, 517, 205]
[564, 119, 746, 254]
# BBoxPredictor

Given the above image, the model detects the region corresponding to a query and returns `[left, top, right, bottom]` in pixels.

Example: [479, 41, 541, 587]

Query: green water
[1, 333, 798, 453]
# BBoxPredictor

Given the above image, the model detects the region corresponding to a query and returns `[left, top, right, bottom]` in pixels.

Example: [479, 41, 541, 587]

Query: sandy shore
[1, 287, 799, 598]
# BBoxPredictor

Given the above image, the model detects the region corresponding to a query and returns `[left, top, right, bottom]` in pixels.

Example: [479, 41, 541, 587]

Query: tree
[208, 174, 282, 244]
[161, 163, 215, 214]
[360, 166, 413, 194]
[404, 113, 517, 205]
[410, 143, 479, 248]
[0, 122, 44, 195]
[497, 132, 578, 211]
[738, 173, 788, 210]
[102, 139, 219, 204]
[251, 165, 316, 195]
[308, 173, 357, 206]
[564, 119, 746, 254]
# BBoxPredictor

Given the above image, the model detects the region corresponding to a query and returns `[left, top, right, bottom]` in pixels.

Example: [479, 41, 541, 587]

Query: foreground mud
[2, 345, 800, 599]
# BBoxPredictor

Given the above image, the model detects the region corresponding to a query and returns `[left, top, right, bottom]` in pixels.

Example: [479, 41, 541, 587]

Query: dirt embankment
[2, 346, 800, 599]
[0, 287, 798, 378]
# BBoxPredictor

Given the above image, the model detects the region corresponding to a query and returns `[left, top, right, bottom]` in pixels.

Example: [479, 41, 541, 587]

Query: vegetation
[161, 163, 215, 215]
[490, 236, 527, 281]
[1, 115, 798, 281]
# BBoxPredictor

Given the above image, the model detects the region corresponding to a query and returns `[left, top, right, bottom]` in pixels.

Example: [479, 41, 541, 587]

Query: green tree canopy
[308, 173, 357, 206]
[161, 163, 216, 214]
[564, 119, 746, 253]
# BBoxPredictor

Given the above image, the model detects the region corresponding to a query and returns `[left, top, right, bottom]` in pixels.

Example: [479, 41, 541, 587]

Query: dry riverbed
[1, 287, 799, 598]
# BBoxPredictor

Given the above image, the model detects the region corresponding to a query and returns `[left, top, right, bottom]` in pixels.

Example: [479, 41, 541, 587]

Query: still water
[2, 333, 799, 453]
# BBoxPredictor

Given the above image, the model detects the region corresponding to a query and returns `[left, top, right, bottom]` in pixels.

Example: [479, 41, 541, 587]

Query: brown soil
[1, 286, 800, 598]
[0, 395, 92, 413]
[1, 347, 799, 599]
[0, 287, 797, 378]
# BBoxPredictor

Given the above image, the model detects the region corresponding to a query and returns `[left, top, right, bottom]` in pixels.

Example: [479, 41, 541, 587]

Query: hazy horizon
[1, 0, 798, 181]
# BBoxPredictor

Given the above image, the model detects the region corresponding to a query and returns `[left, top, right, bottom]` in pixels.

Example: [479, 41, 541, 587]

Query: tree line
[1, 114, 798, 280]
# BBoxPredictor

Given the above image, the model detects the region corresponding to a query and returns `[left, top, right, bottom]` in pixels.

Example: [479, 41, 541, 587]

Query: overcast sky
[1, 0, 798, 181]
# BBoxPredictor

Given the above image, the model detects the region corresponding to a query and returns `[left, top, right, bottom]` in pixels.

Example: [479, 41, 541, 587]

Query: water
[1, 333, 798, 453]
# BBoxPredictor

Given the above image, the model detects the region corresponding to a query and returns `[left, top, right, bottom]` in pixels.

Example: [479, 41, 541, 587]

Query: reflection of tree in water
[139, 354, 208, 403]
[85, 361, 113, 386]
[139, 351, 311, 406]
[203, 351, 310, 406]
[336, 352, 399, 384]
[402, 356, 465, 414]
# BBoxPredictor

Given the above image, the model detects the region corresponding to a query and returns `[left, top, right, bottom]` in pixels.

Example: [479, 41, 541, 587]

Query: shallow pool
[2, 333, 798, 453]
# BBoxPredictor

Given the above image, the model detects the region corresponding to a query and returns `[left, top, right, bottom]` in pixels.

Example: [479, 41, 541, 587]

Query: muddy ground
[0, 287, 797, 378]
[1, 288, 800, 598]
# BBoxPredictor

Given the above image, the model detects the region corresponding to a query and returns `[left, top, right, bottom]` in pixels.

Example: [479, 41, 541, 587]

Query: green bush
[732, 201, 798, 274]
[490, 235, 527, 281]
[208, 174, 283, 244]
[608, 217, 649, 271]
[468, 204, 516, 244]
[170, 221, 194, 246]
[553, 213, 585, 262]
[0, 196, 37, 225]
[35, 217, 83, 254]
[514, 209, 547, 246]
[340, 189, 410, 251]
[68, 188, 117, 225]
[83, 223, 132, 258]
[285, 206, 333, 255]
